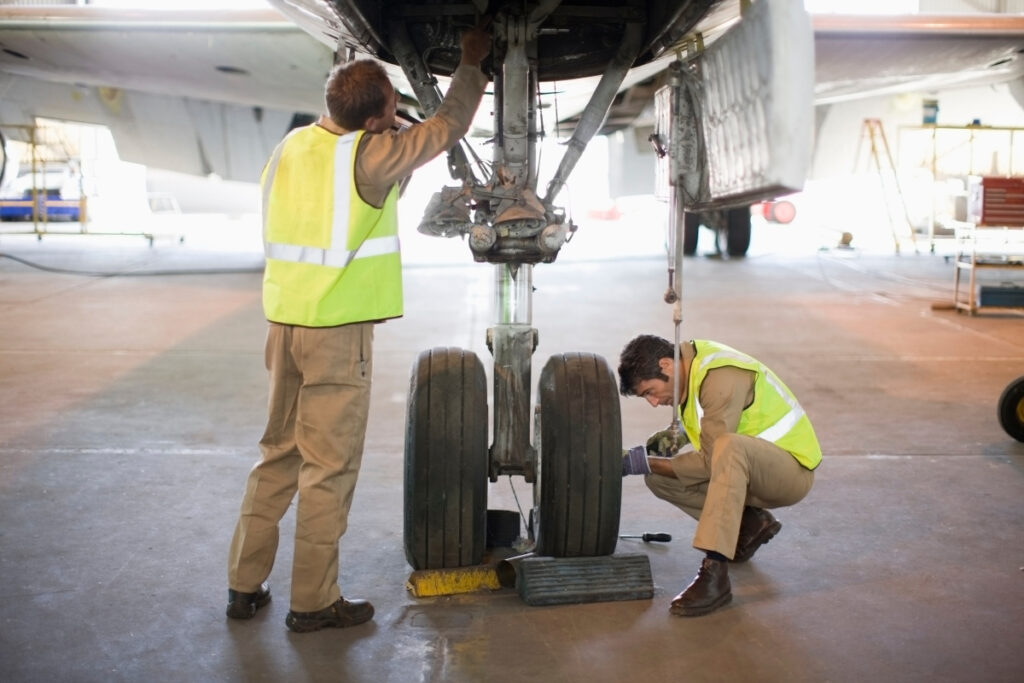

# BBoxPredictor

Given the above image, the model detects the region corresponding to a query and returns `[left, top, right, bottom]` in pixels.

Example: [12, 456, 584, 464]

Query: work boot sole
[285, 601, 374, 633]
[732, 520, 782, 563]
[670, 590, 733, 617]
[286, 612, 373, 633]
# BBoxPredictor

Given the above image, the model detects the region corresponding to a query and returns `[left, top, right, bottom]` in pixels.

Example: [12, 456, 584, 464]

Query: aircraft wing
[813, 13, 1024, 106]
[0, 6, 334, 184]
[2, 3, 1024, 184]
[0, 2, 745, 183]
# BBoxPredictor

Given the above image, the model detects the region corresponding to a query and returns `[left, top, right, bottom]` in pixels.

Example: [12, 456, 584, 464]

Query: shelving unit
[1, 120, 155, 243]
[951, 176, 1024, 315]
[0, 123, 86, 236]
[897, 123, 1024, 252]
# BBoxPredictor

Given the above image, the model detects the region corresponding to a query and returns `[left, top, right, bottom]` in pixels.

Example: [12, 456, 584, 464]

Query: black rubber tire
[534, 352, 622, 557]
[997, 375, 1024, 443]
[683, 212, 700, 256]
[404, 347, 488, 570]
[725, 206, 751, 257]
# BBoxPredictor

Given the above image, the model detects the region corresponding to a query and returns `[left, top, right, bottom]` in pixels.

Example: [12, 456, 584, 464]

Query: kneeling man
[618, 334, 821, 617]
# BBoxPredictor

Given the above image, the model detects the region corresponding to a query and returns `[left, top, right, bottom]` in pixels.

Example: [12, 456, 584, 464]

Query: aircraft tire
[997, 374, 1024, 442]
[534, 352, 621, 558]
[403, 347, 488, 570]
[726, 207, 751, 257]
[683, 212, 700, 256]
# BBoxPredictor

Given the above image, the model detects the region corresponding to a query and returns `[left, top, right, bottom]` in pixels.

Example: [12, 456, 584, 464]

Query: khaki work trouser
[644, 433, 815, 559]
[227, 321, 373, 612]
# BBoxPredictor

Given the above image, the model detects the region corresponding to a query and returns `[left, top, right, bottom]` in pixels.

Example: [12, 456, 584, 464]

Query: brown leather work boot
[285, 597, 374, 633]
[669, 557, 732, 617]
[733, 506, 782, 563]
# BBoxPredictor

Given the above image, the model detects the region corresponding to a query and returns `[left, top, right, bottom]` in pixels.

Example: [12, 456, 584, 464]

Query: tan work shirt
[678, 341, 756, 459]
[351, 64, 488, 208]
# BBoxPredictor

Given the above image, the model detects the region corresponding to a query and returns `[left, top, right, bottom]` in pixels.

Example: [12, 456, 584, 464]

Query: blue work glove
[621, 445, 651, 476]
[646, 428, 689, 457]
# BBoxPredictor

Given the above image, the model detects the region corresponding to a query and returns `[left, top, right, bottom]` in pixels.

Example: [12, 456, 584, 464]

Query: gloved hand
[646, 428, 689, 457]
[622, 445, 651, 476]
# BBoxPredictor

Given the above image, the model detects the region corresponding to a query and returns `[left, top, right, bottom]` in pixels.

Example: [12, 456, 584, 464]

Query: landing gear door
[654, 0, 814, 210]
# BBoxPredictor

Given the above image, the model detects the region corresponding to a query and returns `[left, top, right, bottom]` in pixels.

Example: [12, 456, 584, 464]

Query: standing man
[226, 25, 491, 633]
[618, 334, 821, 617]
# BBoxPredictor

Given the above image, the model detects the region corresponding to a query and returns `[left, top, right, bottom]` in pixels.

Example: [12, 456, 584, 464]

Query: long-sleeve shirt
[354, 64, 488, 207]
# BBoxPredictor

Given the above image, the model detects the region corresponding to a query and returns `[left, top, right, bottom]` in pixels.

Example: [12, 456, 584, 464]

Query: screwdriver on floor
[619, 532, 672, 543]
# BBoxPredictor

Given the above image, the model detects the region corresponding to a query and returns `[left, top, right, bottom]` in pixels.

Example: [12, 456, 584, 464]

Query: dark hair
[618, 334, 674, 396]
[324, 60, 391, 130]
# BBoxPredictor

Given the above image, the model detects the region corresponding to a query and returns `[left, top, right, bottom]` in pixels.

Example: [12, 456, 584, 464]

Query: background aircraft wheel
[404, 347, 488, 570]
[683, 212, 700, 256]
[997, 375, 1024, 442]
[534, 352, 622, 557]
[725, 206, 751, 256]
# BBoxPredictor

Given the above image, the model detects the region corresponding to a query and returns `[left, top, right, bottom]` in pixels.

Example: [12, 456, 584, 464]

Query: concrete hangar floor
[0, 216, 1022, 682]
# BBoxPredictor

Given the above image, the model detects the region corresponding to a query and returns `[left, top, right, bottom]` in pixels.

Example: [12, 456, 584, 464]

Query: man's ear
[658, 357, 674, 375]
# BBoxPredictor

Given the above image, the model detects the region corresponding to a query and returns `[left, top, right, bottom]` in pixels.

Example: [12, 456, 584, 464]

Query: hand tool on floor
[619, 532, 672, 543]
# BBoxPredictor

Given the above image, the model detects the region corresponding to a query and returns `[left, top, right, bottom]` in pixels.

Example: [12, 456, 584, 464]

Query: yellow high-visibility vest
[677, 340, 822, 469]
[261, 126, 401, 327]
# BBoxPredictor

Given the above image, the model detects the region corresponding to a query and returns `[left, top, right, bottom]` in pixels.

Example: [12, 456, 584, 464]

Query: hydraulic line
[0, 251, 261, 277]
[670, 188, 684, 430]
[666, 62, 687, 432]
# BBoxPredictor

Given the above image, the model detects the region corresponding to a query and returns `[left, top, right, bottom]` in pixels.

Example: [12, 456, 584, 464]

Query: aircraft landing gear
[401, 268, 625, 570]
[398, 8, 638, 571]
[682, 206, 752, 258]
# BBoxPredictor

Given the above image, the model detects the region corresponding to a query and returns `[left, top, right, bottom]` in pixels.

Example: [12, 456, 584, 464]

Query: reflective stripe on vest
[679, 341, 822, 470]
[265, 234, 400, 269]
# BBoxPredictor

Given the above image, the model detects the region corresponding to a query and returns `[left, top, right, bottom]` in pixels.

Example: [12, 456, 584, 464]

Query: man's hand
[646, 428, 689, 457]
[460, 20, 491, 67]
[622, 445, 652, 476]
